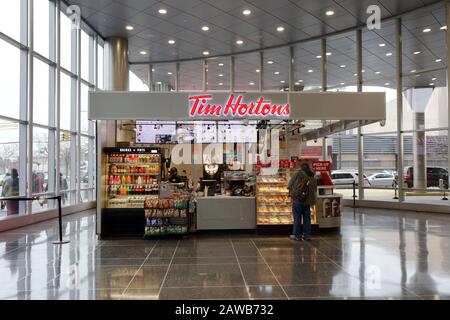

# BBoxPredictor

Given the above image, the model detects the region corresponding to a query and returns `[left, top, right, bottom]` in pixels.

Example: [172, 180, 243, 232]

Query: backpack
[290, 175, 311, 203]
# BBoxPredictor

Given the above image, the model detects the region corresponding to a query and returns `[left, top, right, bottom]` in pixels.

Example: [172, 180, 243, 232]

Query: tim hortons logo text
[188, 94, 290, 117]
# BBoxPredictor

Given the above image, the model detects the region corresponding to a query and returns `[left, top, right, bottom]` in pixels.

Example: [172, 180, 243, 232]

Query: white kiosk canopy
[88, 91, 386, 121]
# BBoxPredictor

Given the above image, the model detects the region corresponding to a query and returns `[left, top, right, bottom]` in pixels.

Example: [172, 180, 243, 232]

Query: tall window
[0, 39, 21, 119]
[33, 58, 51, 126]
[34, 0, 51, 59]
[0, 0, 23, 43]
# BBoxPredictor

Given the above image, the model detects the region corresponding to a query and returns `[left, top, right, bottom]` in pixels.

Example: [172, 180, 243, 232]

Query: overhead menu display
[136, 121, 176, 144]
[218, 121, 257, 143]
[194, 121, 217, 144]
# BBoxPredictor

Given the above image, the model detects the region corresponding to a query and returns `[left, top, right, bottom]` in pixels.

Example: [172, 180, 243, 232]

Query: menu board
[218, 121, 257, 143]
[136, 121, 176, 144]
[194, 121, 217, 144]
[176, 122, 195, 144]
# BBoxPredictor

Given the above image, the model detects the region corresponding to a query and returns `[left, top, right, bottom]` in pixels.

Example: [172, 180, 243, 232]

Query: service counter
[196, 196, 256, 230]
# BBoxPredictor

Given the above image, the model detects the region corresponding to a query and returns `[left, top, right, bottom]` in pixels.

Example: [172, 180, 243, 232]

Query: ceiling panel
[67, 0, 446, 90]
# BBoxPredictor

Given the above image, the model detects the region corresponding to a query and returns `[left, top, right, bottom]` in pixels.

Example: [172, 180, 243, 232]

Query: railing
[0, 195, 70, 244]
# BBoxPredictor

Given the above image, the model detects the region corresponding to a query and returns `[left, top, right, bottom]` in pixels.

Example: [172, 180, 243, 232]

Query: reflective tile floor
[1, 207, 450, 300]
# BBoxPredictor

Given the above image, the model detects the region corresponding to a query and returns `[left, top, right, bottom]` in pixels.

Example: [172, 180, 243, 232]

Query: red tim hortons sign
[188, 94, 290, 118]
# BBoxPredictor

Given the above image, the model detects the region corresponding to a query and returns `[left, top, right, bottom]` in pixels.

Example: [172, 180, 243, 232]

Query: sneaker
[290, 235, 301, 241]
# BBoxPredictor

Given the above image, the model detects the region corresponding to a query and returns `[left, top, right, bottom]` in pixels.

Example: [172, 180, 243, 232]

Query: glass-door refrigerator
[99, 147, 161, 237]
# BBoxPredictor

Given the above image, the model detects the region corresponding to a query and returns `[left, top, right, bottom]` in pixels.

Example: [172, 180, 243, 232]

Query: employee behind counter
[167, 167, 183, 183]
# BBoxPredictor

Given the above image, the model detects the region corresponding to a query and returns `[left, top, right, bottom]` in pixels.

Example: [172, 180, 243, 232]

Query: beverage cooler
[99, 147, 162, 237]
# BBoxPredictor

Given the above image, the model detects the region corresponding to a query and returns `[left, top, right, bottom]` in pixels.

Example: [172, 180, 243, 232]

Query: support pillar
[104, 37, 129, 144]
[413, 112, 426, 189]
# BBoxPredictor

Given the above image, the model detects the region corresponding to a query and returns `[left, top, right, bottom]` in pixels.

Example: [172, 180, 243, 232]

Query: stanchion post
[393, 181, 399, 200]
[53, 195, 70, 245]
[439, 178, 448, 200]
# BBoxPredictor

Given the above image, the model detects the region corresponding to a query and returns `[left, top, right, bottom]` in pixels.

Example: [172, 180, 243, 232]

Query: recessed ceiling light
[429, 83, 435, 86]
[308, 69, 314, 73]
[340, 82, 345, 85]
[423, 28, 431, 33]
[385, 83, 390, 86]
[218, 74, 223, 77]
[201, 26, 210, 31]
[167, 72, 172, 75]
[411, 70, 416, 73]
[139, 51, 147, 55]
[236, 40, 244, 45]
[152, 68, 155, 72]
[203, 51, 210, 56]
[413, 51, 421, 55]
[362, 69, 365, 73]
[276, 26, 284, 32]
[436, 59, 442, 62]
[249, 82, 255, 85]
[375, 71, 381, 74]
[125, 25, 134, 31]
[218, 63, 224, 66]
[340, 65, 346, 68]
[218, 82, 223, 86]
[280, 80, 285, 83]
[316, 55, 322, 59]
[441, 26, 447, 30]
[295, 82, 300, 85]
[158, 8, 167, 14]
[326, 10, 335, 16]
[156, 81, 162, 85]
[432, 77, 437, 81]
[168, 39, 175, 44]
[386, 52, 392, 56]
[267, 60, 274, 64]
[326, 52, 332, 56]
[243, 9, 251, 15]
[256, 69, 260, 73]
[354, 73, 357, 76]
[379, 43, 386, 47]
[274, 71, 280, 75]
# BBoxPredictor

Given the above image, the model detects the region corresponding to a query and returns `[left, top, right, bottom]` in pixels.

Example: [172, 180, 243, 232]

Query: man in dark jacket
[288, 163, 317, 241]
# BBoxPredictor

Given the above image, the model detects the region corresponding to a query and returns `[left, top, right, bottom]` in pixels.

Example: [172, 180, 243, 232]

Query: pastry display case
[256, 169, 318, 234]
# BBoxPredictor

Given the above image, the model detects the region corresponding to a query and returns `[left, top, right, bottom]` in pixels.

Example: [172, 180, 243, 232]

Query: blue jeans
[292, 201, 311, 240]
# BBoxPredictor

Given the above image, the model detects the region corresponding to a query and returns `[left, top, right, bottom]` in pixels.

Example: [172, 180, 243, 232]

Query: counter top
[197, 195, 256, 200]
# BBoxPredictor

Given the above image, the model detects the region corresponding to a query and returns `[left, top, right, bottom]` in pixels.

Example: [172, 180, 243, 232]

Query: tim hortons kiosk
[89, 92, 385, 238]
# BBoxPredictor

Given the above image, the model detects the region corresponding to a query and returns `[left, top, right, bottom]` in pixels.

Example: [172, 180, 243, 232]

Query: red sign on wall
[189, 94, 290, 118]
[312, 161, 331, 172]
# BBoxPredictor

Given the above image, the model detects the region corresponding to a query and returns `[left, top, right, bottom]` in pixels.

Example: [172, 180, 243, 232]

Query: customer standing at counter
[288, 163, 317, 241]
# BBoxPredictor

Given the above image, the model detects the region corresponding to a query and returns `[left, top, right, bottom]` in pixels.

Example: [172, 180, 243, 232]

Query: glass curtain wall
[0, 0, 98, 218]
[129, 3, 448, 207]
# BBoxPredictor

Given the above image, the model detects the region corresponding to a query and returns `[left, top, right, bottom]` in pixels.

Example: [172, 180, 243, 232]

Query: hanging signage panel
[89, 91, 385, 121]
[288, 92, 386, 120]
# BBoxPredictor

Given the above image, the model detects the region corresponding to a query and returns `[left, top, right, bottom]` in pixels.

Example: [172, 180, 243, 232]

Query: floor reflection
[1, 207, 450, 300]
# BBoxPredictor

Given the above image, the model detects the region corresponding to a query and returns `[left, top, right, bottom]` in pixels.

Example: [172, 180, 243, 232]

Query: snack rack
[144, 190, 190, 238]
